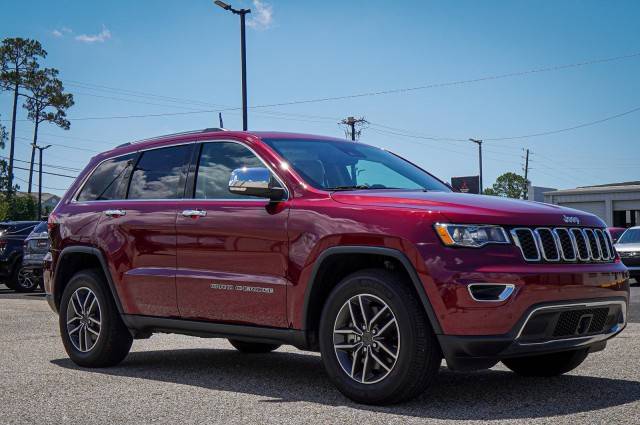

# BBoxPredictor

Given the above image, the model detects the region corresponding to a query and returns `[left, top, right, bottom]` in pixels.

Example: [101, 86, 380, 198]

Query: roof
[99, 129, 350, 159]
[544, 181, 640, 196]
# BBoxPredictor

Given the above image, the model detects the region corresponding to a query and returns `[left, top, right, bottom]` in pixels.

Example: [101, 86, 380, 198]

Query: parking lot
[1, 284, 638, 425]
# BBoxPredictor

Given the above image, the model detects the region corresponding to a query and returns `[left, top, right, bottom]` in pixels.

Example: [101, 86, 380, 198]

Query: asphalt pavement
[1, 284, 639, 425]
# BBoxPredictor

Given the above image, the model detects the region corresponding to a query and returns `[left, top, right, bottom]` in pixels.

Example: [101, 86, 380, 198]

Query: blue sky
[1, 0, 639, 196]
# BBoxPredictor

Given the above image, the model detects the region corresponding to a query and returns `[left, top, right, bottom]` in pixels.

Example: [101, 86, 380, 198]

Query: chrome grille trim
[511, 226, 615, 264]
[595, 229, 611, 260]
[571, 228, 591, 261]
[534, 228, 560, 261]
[553, 228, 577, 261]
[583, 229, 601, 261]
[511, 228, 541, 261]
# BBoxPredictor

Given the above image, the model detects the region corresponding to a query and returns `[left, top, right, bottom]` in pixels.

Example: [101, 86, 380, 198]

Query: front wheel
[502, 349, 589, 377]
[59, 269, 133, 367]
[319, 269, 442, 405]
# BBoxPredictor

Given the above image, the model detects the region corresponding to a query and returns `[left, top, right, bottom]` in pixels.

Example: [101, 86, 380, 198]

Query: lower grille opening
[553, 308, 609, 337]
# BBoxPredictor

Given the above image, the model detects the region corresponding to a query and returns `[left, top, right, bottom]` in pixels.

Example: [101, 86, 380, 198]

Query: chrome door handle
[181, 209, 207, 217]
[104, 209, 126, 217]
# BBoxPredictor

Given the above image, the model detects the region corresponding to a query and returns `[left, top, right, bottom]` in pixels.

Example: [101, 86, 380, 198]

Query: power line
[12, 165, 76, 179]
[0, 154, 82, 173]
[14, 175, 68, 192]
[4, 51, 638, 123]
[484, 105, 640, 141]
[15, 136, 99, 153]
[64, 51, 639, 110]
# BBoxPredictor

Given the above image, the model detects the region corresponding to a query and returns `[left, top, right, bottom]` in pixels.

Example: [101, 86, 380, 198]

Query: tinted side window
[128, 145, 191, 200]
[195, 142, 264, 199]
[77, 154, 136, 201]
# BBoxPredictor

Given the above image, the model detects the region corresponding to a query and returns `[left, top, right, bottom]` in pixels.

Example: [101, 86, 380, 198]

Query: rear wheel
[59, 269, 133, 367]
[319, 269, 442, 405]
[502, 348, 589, 377]
[228, 339, 281, 353]
[13, 266, 39, 293]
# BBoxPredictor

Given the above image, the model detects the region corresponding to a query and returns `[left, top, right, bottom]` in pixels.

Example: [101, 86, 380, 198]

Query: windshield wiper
[326, 185, 371, 191]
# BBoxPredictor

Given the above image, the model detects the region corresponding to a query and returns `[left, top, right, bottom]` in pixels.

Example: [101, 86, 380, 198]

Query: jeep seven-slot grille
[511, 227, 616, 263]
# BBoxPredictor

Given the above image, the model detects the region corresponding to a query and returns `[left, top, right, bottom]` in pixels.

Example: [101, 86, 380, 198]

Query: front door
[176, 141, 289, 327]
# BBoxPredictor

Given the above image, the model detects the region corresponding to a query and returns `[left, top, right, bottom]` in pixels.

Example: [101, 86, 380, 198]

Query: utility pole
[34, 144, 51, 219]
[469, 138, 483, 193]
[214, 1, 251, 131]
[340, 116, 369, 141]
[218, 112, 224, 128]
[523, 148, 530, 200]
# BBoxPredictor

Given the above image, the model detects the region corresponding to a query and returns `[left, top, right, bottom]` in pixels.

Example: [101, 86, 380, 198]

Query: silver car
[614, 226, 640, 283]
[21, 221, 49, 290]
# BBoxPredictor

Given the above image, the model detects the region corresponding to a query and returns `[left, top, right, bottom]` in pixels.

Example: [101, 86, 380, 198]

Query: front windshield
[263, 138, 451, 192]
[618, 229, 640, 244]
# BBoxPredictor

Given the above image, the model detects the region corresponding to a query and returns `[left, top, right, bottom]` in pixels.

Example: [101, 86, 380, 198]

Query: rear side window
[128, 145, 192, 200]
[77, 154, 136, 201]
[194, 142, 265, 199]
[33, 222, 48, 233]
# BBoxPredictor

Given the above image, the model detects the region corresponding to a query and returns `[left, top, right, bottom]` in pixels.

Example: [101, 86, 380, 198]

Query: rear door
[175, 141, 289, 327]
[93, 144, 193, 317]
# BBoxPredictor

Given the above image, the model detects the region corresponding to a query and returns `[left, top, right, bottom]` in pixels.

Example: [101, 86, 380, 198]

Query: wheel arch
[53, 246, 123, 314]
[301, 246, 442, 347]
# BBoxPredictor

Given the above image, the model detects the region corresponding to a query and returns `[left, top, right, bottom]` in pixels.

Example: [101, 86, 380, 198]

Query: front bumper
[438, 298, 627, 370]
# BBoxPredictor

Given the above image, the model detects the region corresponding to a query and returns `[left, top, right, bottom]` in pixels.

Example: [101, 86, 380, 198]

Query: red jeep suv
[45, 129, 629, 405]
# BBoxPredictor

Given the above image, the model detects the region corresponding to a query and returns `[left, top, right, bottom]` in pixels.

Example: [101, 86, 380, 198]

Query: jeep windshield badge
[562, 215, 580, 225]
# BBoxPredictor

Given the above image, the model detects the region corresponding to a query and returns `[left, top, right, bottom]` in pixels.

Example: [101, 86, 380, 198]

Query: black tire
[228, 339, 281, 353]
[13, 266, 39, 293]
[2, 278, 17, 290]
[319, 269, 442, 405]
[59, 269, 133, 367]
[502, 348, 589, 377]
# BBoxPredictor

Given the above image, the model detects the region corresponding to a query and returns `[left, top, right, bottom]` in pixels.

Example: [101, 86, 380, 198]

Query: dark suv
[45, 129, 629, 405]
[0, 221, 40, 292]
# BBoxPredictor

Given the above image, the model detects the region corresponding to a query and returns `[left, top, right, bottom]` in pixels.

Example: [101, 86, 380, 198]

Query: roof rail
[116, 128, 228, 148]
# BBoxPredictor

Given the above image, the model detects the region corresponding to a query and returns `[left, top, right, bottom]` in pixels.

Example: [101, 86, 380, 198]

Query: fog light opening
[468, 283, 515, 302]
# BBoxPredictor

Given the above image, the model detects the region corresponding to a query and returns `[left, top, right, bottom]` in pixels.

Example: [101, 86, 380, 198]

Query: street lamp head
[214, 0, 231, 10]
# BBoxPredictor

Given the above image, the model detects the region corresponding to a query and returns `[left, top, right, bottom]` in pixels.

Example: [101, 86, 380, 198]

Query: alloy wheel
[65, 287, 102, 353]
[333, 293, 400, 384]
[17, 268, 37, 290]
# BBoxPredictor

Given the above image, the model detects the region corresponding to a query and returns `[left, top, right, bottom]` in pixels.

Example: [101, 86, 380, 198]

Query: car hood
[330, 190, 605, 227]
[614, 242, 640, 252]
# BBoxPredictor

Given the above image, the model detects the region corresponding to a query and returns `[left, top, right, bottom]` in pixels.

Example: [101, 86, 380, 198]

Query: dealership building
[544, 181, 640, 227]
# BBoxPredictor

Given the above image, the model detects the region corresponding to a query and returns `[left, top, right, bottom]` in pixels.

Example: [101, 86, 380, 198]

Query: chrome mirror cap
[228, 167, 285, 201]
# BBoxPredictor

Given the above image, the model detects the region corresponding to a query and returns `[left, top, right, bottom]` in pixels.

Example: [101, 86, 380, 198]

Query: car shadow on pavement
[52, 347, 640, 420]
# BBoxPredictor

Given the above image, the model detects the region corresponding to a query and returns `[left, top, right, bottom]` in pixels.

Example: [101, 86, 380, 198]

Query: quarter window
[128, 145, 191, 200]
[194, 142, 267, 199]
[77, 154, 136, 201]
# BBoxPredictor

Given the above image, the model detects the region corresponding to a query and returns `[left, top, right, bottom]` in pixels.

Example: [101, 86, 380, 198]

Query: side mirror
[228, 167, 286, 201]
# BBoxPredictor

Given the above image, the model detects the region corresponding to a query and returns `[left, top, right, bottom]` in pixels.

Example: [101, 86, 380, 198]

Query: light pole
[33, 143, 51, 219]
[469, 138, 483, 194]
[214, 1, 251, 131]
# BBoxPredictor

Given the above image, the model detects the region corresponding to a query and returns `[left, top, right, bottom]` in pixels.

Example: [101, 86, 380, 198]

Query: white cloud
[75, 25, 111, 43]
[52, 27, 72, 38]
[247, 0, 273, 30]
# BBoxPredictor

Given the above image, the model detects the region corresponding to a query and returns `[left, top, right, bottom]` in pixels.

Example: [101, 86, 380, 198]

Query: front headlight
[434, 223, 510, 248]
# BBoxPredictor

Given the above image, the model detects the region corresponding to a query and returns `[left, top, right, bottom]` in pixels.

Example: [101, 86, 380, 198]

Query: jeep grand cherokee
[44, 129, 629, 405]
